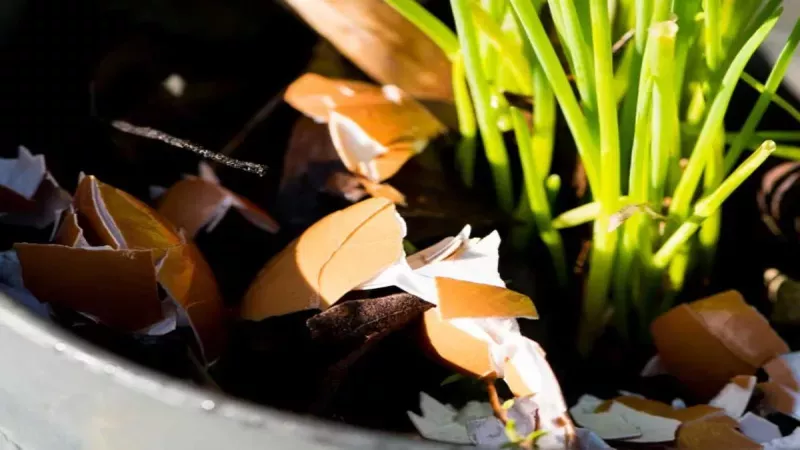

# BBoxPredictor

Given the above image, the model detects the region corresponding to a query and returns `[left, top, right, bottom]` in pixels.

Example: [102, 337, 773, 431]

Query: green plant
[386, 0, 800, 350]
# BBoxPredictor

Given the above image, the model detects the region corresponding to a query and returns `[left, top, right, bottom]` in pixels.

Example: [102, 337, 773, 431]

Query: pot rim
[0, 291, 456, 449]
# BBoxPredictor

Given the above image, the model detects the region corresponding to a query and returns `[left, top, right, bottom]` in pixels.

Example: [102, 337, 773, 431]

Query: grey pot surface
[0, 292, 454, 450]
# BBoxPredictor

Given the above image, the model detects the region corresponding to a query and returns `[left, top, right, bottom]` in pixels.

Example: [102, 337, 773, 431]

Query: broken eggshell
[285, 73, 446, 183]
[17, 175, 226, 361]
[571, 375, 762, 447]
[240, 197, 405, 321]
[708, 375, 757, 419]
[406, 392, 480, 444]
[154, 162, 279, 238]
[739, 412, 782, 443]
[357, 224, 574, 448]
[284, 73, 388, 123]
[651, 290, 789, 399]
[0, 250, 52, 319]
[676, 414, 761, 450]
[15, 244, 164, 331]
[0, 146, 70, 230]
[329, 103, 444, 183]
[279, 0, 453, 101]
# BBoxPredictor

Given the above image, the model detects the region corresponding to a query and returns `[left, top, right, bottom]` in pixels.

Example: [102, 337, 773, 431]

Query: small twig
[186, 349, 223, 392]
[219, 88, 286, 157]
[612, 29, 635, 54]
[110, 120, 267, 176]
[485, 377, 509, 424]
[574, 240, 592, 275]
[503, 91, 535, 111]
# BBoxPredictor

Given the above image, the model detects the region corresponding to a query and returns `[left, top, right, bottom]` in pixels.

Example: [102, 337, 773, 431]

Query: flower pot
[0, 292, 454, 449]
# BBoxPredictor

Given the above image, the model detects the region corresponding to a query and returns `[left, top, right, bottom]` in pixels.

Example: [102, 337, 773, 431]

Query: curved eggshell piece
[240, 197, 403, 321]
[74, 175, 182, 249]
[230, 194, 280, 233]
[156, 178, 228, 238]
[419, 308, 494, 379]
[158, 244, 227, 361]
[371, 145, 417, 183]
[356, 178, 406, 206]
[595, 396, 725, 423]
[72, 175, 226, 361]
[651, 290, 788, 399]
[284, 73, 386, 123]
[54, 207, 86, 247]
[435, 278, 538, 320]
[332, 102, 443, 148]
[15, 243, 162, 331]
[676, 416, 760, 450]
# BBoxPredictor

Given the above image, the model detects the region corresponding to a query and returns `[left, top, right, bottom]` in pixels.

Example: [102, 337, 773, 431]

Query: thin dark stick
[485, 377, 508, 424]
[503, 91, 535, 111]
[219, 89, 286, 157]
[111, 120, 267, 176]
[612, 29, 635, 54]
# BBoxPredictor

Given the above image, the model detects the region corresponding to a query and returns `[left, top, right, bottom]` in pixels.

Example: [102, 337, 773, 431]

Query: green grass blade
[724, 18, 800, 173]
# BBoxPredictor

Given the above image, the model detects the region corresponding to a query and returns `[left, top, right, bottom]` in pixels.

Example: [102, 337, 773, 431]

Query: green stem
[618, 0, 652, 179]
[581, 0, 621, 351]
[546, 174, 561, 207]
[549, 0, 597, 114]
[724, 19, 800, 172]
[727, 131, 800, 143]
[552, 196, 632, 229]
[668, 14, 779, 222]
[654, 141, 776, 268]
[451, 0, 514, 212]
[741, 73, 800, 124]
[383, 0, 460, 59]
[532, 62, 556, 177]
[728, 0, 781, 64]
[734, 139, 800, 162]
[511, 109, 567, 285]
[698, 126, 724, 276]
[703, 0, 722, 73]
[452, 55, 478, 187]
[672, 1, 702, 98]
[649, 21, 679, 202]
[510, 0, 600, 193]
[617, 69, 654, 321]
[471, 5, 532, 93]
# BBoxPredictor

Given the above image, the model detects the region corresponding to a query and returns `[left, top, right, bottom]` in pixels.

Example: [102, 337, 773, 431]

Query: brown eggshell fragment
[356, 178, 406, 206]
[371, 144, 418, 182]
[156, 178, 228, 238]
[332, 102, 445, 148]
[70, 175, 226, 361]
[241, 198, 404, 321]
[435, 277, 538, 320]
[676, 416, 761, 450]
[157, 163, 279, 237]
[54, 208, 87, 247]
[758, 381, 800, 418]
[230, 194, 280, 233]
[328, 107, 444, 183]
[157, 244, 226, 361]
[764, 356, 800, 392]
[595, 396, 725, 422]
[74, 175, 181, 249]
[651, 290, 788, 398]
[280, 0, 453, 101]
[419, 307, 494, 378]
[284, 73, 387, 123]
[15, 243, 162, 331]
